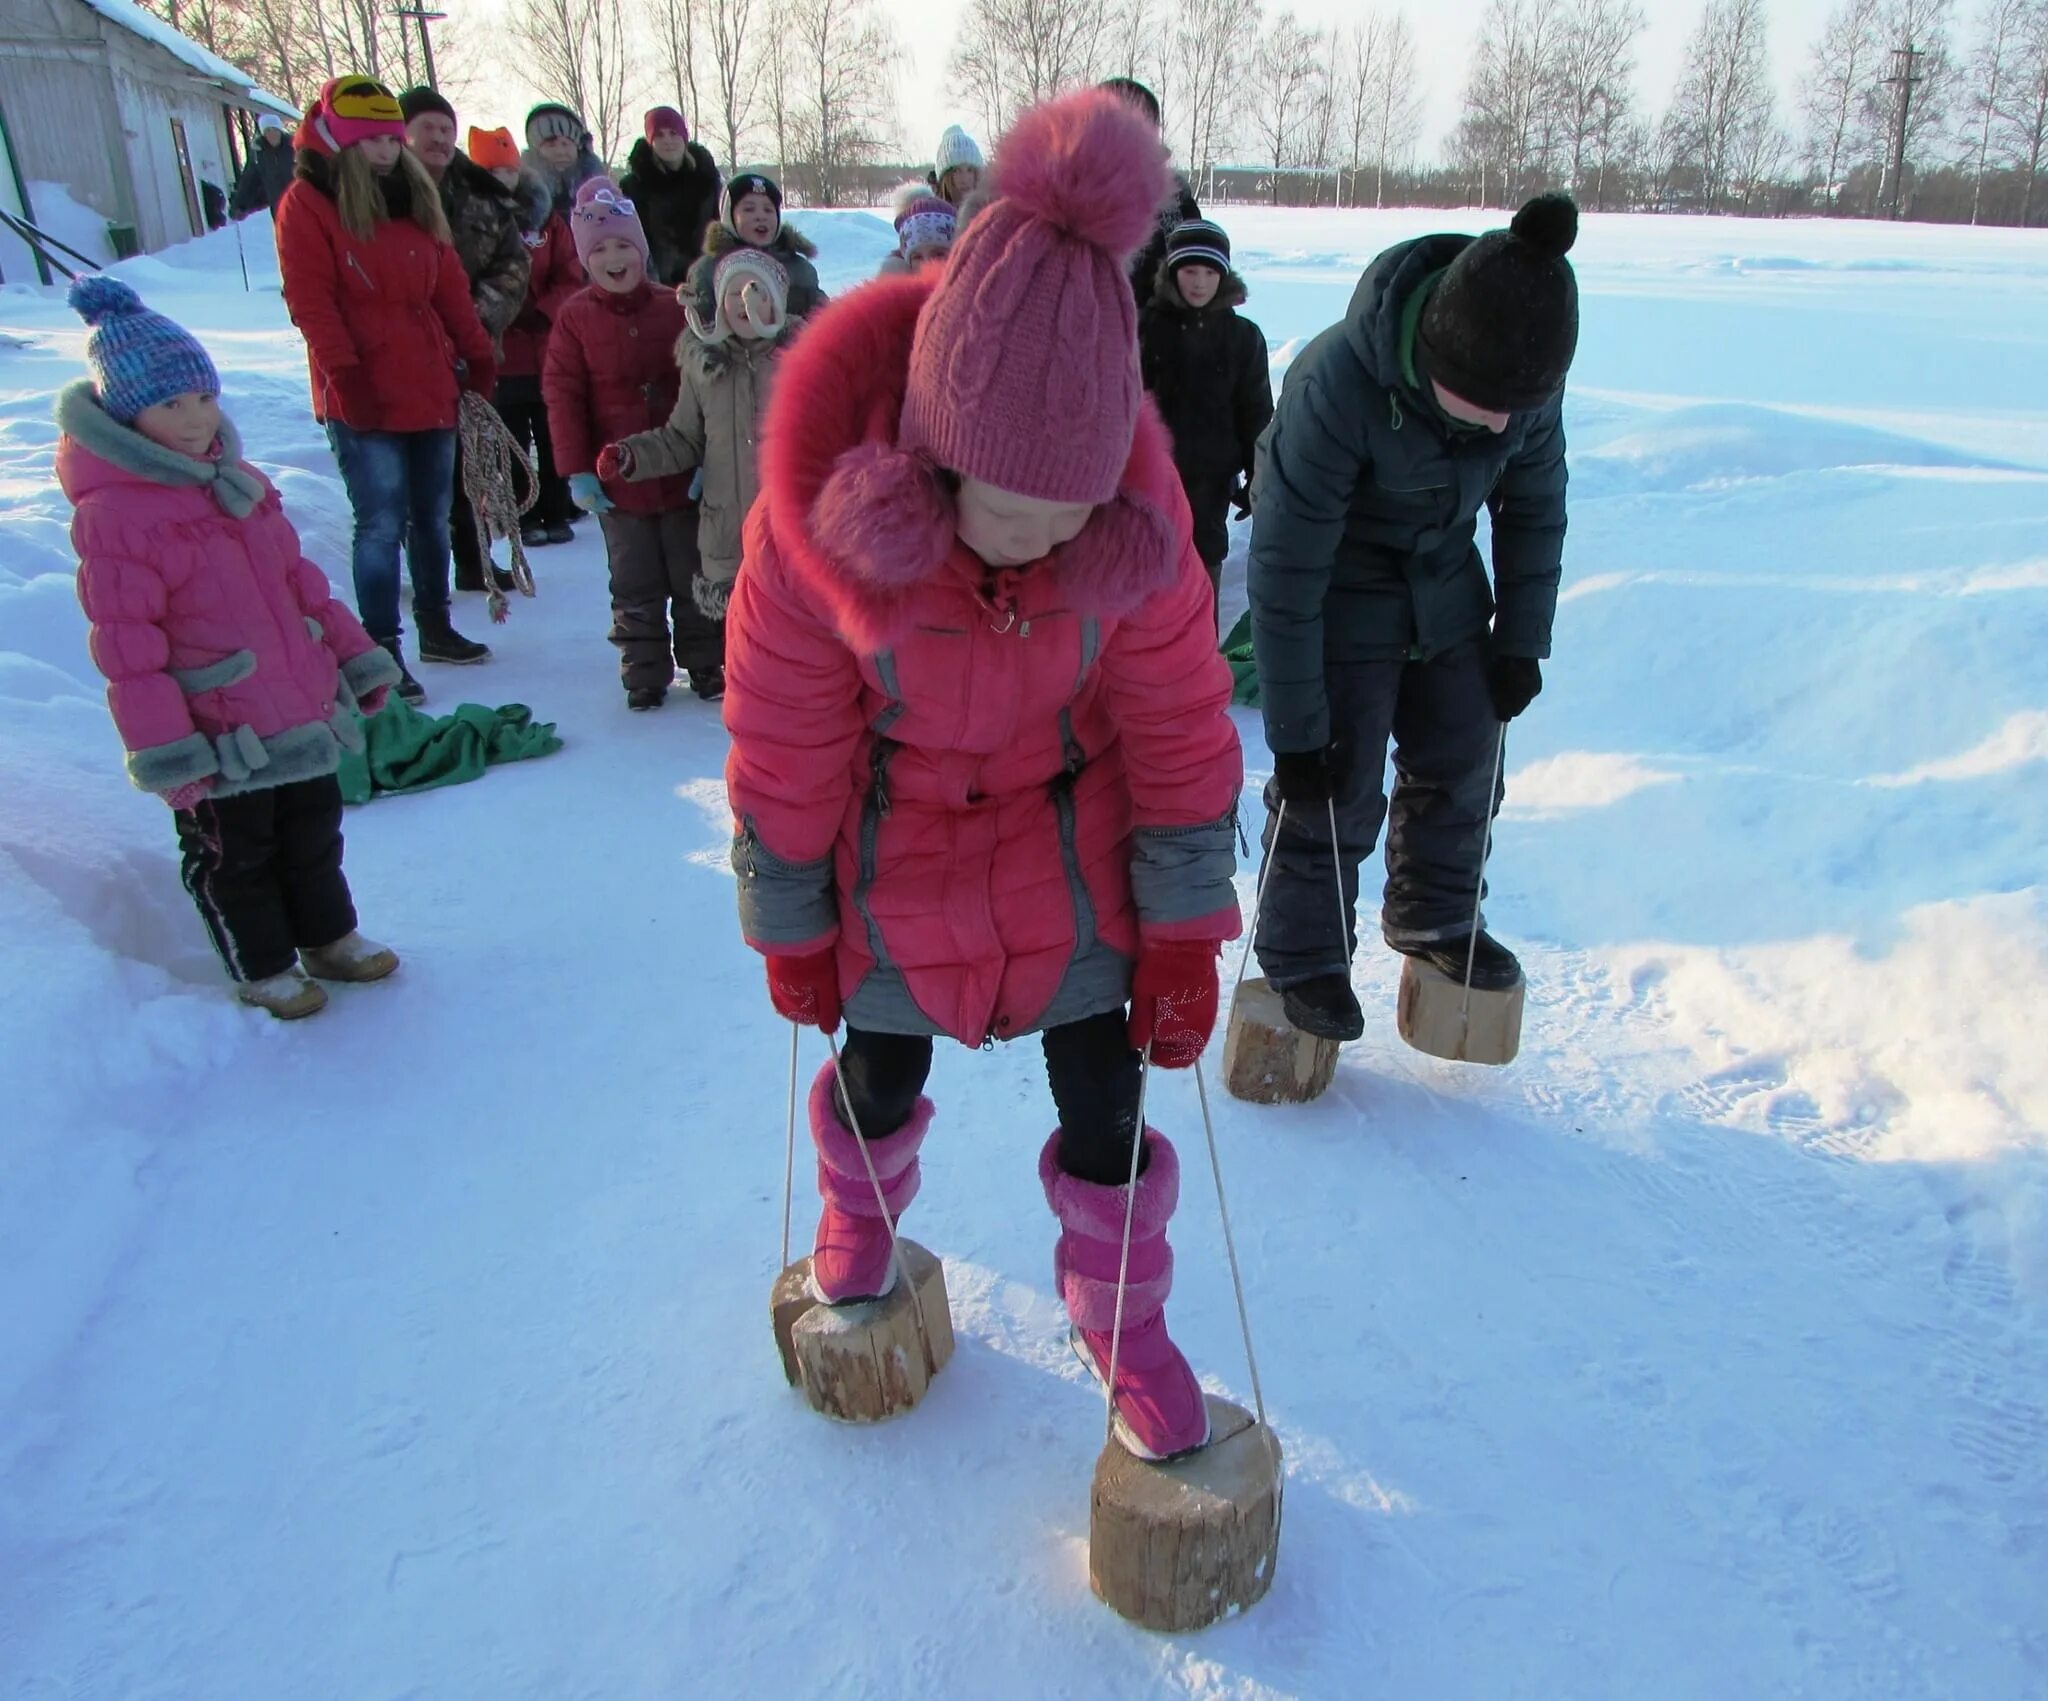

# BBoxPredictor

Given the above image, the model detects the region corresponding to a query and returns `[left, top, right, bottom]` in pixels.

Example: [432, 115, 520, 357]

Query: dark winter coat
[1129, 174, 1203, 306]
[541, 281, 690, 517]
[1139, 268, 1271, 490]
[1247, 233, 1569, 756]
[230, 136, 295, 218]
[437, 152, 531, 343]
[620, 138, 724, 287]
[682, 223, 826, 331]
[502, 169, 585, 380]
[525, 146, 611, 221]
[276, 153, 495, 435]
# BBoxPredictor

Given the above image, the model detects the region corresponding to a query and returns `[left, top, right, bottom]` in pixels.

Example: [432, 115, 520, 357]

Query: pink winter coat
[724, 272, 1243, 1048]
[57, 382, 399, 800]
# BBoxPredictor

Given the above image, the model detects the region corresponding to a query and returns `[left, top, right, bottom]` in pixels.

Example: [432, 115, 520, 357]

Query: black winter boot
[377, 639, 426, 706]
[1279, 973, 1365, 1042]
[416, 609, 491, 665]
[1395, 931, 1523, 991]
[687, 666, 725, 701]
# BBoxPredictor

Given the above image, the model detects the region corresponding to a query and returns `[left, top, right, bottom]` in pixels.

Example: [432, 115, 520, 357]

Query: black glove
[1231, 478, 1253, 521]
[1271, 747, 1335, 804]
[1486, 654, 1543, 722]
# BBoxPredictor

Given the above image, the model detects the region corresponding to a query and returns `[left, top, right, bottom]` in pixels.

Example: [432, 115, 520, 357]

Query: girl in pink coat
[58, 278, 404, 1020]
[724, 90, 1243, 1460]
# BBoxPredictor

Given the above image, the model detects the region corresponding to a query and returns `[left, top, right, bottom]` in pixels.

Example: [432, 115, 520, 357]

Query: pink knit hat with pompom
[898, 88, 1170, 505]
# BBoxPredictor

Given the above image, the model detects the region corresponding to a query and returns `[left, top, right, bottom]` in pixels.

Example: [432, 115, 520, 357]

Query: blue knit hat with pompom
[68, 276, 220, 422]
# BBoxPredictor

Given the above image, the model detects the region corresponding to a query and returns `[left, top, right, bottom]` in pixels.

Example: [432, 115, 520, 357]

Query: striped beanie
[891, 185, 956, 259]
[1165, 218, 1230, 275]
[69, 276, 219, 422]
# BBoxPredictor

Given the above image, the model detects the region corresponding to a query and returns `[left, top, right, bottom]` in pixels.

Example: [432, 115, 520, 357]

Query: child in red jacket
[543, 178, 723, 708]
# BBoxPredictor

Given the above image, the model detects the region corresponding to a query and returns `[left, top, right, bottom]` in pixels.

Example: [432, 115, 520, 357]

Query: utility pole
[1881, 41, 1925, 221]
[390, 5, 446, 89]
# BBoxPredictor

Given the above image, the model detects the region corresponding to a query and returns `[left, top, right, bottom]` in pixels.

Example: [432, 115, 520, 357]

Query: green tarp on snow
[338, 697, 564, 804]
[1222, 610, 1259, 707]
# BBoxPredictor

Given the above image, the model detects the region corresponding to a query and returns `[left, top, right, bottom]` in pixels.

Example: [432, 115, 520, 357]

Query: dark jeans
[495, 375, 574, 527]
[835, 1009, 1143, 1186]
[325, 421, 456, 643]
[598, 508, 725, 689]
[176, 775, 355, 983]
[1253, 636, 1504, 986]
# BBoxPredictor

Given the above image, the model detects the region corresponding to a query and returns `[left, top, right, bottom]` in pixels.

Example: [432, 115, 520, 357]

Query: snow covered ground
[2, 207, 2045, 1699]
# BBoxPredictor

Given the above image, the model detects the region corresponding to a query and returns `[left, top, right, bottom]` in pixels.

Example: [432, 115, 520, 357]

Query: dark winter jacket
[1248, 233, 1568, 755]
[620, 137, 723, 287]
[276, 152, 495, 434]
[437, 152, 531, 343]
[525, 146, 611, 221]
[1139, 268, 1271, 490]
[502, 169, 585, 379]
[231, 136, 295, 218]
[541, 281, 690, 517]
[1130, 174, 1203, 305]
[683, 223, 826, 332]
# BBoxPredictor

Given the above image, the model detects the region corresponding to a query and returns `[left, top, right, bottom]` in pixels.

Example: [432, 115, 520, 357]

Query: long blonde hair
[333, 144, 451, 245]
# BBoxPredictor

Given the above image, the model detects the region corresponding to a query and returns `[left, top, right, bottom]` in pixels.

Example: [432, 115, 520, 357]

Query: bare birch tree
[512, 0, 640, 161]
[1247, 13, 1323, 201]
[1997, 0, 2048, 220]
[1867, 0, 1963, 208]
[1365, 13, 1423, 206]
[1660, 0, 1776, 210]
[1166, 0, 1257, 197]
[1550, 0, 1646, 205]
[1959, 0, 2028, 218]
[781, 0, 899, 205]
[1800, 0, 1884, 205]
[1451, 0, 1567, 205]
[703, 0, 761, 168]
[648, 0, 705, 142]
[947, 0, 1114, 139]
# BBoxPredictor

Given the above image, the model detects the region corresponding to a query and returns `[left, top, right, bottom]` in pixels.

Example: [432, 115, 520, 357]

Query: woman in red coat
[725, 90, 1242, 1460]
[275, 77, 498, 698]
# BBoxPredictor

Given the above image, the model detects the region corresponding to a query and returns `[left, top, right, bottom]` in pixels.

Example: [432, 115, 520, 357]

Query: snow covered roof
[72, 0, 296, 117]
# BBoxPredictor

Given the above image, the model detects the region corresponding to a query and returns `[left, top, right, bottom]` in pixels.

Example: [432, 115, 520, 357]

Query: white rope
[1458, 723, 1510, 1022]
[1231, 798, 1287, 999]
[823, 1030, 932, 1352]
[1103, 1042, 1155, 1446]
[780, 1022, 799, 1270]
[1193, 1058, 1268, 1427]
[1328, 796, 1351, 966]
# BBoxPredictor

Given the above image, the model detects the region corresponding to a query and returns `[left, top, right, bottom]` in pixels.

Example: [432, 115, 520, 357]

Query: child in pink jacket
[58, 278, 404, 1020]
[725, 91, 1242, 1462]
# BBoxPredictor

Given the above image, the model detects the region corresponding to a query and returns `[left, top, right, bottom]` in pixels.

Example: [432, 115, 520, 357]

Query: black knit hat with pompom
[1417, 191, 1579, 414]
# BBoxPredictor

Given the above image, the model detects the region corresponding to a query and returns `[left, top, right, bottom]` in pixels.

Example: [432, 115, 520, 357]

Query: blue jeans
[325, 422, 456, 643]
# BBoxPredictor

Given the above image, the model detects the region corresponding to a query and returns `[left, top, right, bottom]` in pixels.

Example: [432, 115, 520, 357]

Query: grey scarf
[56, 380, 267, 518]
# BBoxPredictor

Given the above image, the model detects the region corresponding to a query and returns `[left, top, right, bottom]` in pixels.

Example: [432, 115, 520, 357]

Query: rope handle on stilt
[1457, 723, 1510, 1023]
[824, 1029, 935, 1351]
[1103, 1043, 1155, 1446]
[780, 1023, 799, 1270]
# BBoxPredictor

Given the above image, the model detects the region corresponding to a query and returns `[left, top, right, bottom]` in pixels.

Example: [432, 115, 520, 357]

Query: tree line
[147, 0, 2048, 223]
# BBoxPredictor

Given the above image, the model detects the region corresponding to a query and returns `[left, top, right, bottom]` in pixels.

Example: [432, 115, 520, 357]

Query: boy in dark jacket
[1246, 193, 1578, 1043]
[544, 179, 722, 709]
[1139, 218, 1271, 627]
[681, 173, 825, 332]
[231, 113, 296, 218]
[620, 106, 723, 287]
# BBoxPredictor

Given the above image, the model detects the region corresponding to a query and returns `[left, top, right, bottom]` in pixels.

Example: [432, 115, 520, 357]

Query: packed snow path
[3, 211, 2045, 1698]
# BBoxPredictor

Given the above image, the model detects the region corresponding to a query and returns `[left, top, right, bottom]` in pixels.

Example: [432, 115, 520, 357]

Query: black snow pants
[597, 507, 725, 692]
[176, 775, 356, 984]
[834, 1008, 1143, 1186]
[1180, 468, 1234, 636]
[1253, 636, 1504, 988]
[494, 375, 574, 528]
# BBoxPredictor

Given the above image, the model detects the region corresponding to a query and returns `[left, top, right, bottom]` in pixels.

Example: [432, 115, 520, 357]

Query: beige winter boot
[301, 931, 400, 983]
[237, 969, 329, 1020]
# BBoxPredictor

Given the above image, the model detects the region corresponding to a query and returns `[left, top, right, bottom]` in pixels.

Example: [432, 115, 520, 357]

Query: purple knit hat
[898, 88, 1169, 504]
[569, 176, 648, 267]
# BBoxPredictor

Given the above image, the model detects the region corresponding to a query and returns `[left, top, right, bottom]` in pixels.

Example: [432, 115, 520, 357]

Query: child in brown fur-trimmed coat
[679, 172, 825, 331]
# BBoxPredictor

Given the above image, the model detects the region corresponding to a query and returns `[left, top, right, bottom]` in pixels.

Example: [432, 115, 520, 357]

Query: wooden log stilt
[768, 1239, 954, 1422]
[1089, 1396, 1284, 1632]
[1221, 976, 1340, 1105]
[1396, 955, 1524, 1065]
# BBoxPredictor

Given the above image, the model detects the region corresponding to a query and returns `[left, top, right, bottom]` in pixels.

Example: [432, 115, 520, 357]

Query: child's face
[955, 476, 1093, 569]
[133, 390, 223, 458]
[939, 166, 979, 203]
[1176, 263, 1222, 308]
[722, 278, 779, 340]
[358, 136, 402, 173]
[906, 241, 949, 271]
[490, 164, 522, 191]
[650, 132, 690, 165]
[586, 238, 645, 293]
[1431, 380, 1511, 435]
[733, 192, 779, 246]
[537, 133, 578, 169]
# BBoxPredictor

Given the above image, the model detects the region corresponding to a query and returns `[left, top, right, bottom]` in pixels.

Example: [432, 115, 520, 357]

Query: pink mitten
[163, 776, 215, 812]
[357, 684, 391, 716]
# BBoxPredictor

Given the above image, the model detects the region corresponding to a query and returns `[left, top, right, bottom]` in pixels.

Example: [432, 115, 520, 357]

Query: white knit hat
[934, 125, 984, 177]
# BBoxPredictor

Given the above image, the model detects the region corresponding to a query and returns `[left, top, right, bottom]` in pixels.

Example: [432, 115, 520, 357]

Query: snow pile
[1, 210, 2044, 1697]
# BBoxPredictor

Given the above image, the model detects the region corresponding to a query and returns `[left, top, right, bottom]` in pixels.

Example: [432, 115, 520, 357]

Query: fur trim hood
[511, 165, 555, 234]
[1151, 265, 1249, 312]
[758, 270, 1188, 654]
[524, 145, 610, 215]
[704, 220, 818, 262]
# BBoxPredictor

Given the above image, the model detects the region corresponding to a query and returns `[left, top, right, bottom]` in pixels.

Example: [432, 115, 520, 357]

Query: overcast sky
[471, 0, 1851, 169]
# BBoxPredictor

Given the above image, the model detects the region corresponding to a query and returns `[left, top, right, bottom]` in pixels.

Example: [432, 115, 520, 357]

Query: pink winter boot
[1039, 1131, 1211, 1461]
[808, 1062, 931, 1304]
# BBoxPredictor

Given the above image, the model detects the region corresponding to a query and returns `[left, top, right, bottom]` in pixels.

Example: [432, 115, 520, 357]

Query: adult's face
[537, 134, 578, 169]
[406, 111, 457, 176]
[650, 132, 690, 166]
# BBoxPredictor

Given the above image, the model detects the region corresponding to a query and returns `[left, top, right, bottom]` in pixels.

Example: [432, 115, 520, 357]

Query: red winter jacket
[502, 212, 585, 380]
[724, 273, 1243, 1048]
[275, 164, 494, 434]
[541, 281, 690, 516]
